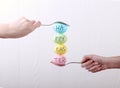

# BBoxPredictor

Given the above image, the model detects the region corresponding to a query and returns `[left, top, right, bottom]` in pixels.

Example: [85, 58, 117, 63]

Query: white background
[0, 0, 120, 88]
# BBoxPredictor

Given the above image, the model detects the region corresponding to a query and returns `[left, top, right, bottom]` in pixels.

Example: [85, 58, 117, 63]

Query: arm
[0, 17, 41, 38]
[105, 56, 120, 69]
[81, 55, 120, 73]
[0, 23, 9, 38]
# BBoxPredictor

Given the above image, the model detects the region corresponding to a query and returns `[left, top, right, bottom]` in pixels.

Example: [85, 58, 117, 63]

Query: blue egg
[53, 22, 68, 34]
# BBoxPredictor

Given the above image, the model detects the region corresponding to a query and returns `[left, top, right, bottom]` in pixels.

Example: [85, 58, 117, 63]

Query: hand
[81, 55, 108, 73]
[4, 17, 41, 38]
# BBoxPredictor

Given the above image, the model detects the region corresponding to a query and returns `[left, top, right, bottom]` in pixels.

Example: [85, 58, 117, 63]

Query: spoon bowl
[41, 21, 70, 26]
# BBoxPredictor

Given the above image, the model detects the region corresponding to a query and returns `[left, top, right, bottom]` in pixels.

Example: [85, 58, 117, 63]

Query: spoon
[65, 62, 81, 65]
[41, 21, 70, 26]
[51, 61, 81, 67]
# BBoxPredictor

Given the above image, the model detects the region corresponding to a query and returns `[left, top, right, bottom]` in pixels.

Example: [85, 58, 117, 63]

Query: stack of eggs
[51, 22, 69, 66]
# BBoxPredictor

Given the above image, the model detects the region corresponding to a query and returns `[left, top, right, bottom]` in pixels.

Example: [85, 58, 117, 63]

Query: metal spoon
[65, 62, 81, 65]
[41, 21, 70, 26]
[51, 61, 81, 67]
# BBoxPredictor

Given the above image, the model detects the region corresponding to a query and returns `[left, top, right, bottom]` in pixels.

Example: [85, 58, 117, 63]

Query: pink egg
[51, 55, 66, 66]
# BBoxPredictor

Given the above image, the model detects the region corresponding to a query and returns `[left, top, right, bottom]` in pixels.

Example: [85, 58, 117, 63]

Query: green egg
[53, 34, 67, 44]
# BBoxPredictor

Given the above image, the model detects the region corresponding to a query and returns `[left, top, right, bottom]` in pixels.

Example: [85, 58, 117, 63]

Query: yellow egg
[54, 44, 67, 55]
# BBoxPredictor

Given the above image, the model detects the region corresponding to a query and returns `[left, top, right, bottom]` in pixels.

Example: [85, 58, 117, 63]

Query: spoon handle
[66, 62, 81, 65]
[41, 23, 54, 26]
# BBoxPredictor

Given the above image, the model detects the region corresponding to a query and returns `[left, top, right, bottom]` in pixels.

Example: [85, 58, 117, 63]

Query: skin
[0, 17, 41, 38]
[2, 17, 120, 73]
[81, 55, 120, 73]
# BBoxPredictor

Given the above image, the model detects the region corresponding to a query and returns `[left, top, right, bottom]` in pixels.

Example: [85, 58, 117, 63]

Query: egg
[51, 55, 66, 66]
[53, 22, 68, 34]
[53, 34, 67, 44]
[54, 44, 67, 55]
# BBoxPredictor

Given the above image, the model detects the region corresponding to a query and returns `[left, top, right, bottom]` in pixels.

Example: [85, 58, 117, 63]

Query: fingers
[88, 64, 102, 73]
[20, 17, 41, 29]
[32, 21, 41, 29]
[26, 20, 41, 29]
[18, 17, 30, 23]
[31, 20, 36, 24]
[81, 60, 94, 68]
[82, 61, 103, 73]
[83, 61, 99, 69]
[81, 55, 105, 73]
[81, 55, 94, 63]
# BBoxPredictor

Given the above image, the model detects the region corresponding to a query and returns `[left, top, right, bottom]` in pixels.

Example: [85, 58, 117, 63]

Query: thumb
[81, 55, 94, 63]
[32, 21, 41, 29]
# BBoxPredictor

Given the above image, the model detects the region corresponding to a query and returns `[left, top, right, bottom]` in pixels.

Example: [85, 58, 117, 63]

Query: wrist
[0, 23, 10, 38]
[105, 56, 120, 69]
